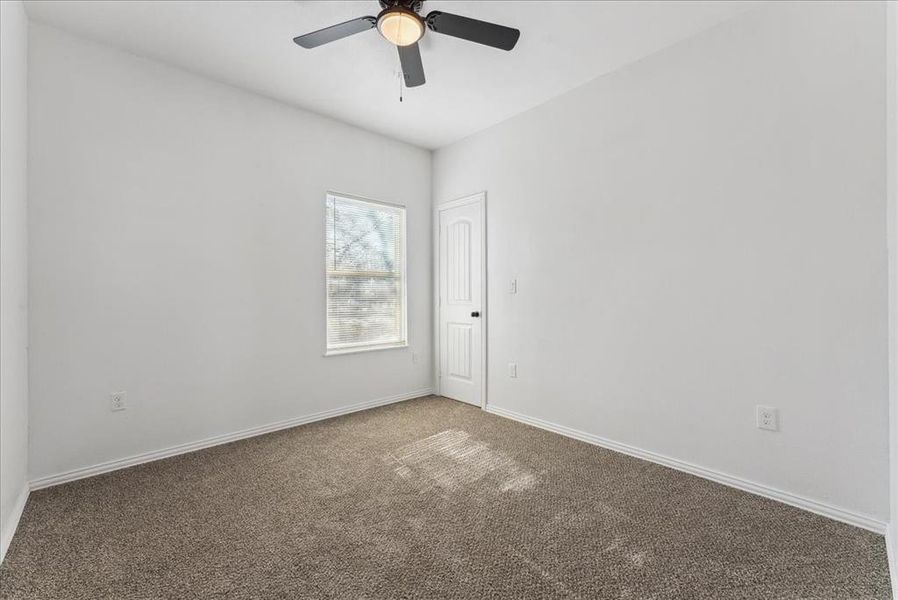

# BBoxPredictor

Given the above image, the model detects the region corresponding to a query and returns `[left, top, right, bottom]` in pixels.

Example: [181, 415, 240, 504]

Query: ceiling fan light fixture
[377, 7, 424, 47]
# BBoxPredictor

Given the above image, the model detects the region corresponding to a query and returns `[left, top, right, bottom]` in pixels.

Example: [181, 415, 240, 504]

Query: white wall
[434, 1, 888, 522]
[0, 0, 31, 562]
[887, 0, 898, 587]
[27, 25, 433, 481]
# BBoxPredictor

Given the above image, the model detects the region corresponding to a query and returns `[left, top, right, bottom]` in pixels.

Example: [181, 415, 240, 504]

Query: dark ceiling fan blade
[425, 11, 520, 51]
[398, 42, 425, 87]
[293, 16, 376, 49]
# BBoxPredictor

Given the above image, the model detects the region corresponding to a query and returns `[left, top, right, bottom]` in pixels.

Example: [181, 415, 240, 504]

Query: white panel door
[439, 200, 482, 406]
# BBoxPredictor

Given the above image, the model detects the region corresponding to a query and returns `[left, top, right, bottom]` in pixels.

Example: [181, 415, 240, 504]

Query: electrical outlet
[110, 391, 127, 412]
[756, 405, 778, 431]
[508, 362, 517, 378]
[509, 278, 517, 294]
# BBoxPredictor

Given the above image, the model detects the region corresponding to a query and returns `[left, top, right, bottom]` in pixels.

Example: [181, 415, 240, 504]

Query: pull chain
[398, 71, 404, 102]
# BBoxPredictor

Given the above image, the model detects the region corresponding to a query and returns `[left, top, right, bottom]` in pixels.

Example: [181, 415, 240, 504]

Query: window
[325, 193, 407, 354]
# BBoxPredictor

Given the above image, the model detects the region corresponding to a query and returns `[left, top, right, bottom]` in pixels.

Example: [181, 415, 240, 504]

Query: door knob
[471, 311, 480, 318]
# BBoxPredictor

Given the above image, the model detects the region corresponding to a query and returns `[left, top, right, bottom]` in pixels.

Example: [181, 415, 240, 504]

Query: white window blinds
[326, 194, 407, 353]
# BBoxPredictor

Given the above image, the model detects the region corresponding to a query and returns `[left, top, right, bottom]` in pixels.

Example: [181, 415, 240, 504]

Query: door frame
[433, 191, 488, 409]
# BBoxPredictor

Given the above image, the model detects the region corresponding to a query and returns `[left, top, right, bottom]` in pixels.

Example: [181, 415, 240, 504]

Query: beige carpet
[0, 396, 890, 599]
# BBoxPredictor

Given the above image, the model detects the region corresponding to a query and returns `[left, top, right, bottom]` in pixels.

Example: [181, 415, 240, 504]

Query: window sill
[324, 342, 408, 357]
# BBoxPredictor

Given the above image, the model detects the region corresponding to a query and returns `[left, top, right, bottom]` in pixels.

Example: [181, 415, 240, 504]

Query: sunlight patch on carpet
[384, 429, 536, 492]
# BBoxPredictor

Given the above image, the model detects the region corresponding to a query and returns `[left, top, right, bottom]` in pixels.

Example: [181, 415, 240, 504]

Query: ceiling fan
[292, 1, 521, 88]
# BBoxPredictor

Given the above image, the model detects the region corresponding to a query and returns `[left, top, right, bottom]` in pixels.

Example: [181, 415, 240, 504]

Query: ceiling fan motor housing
[378, 0, 424, 13]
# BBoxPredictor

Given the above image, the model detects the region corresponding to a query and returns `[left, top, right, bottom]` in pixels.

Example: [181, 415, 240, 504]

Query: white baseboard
[887, 526, 898, 597]
[0, 485, 30, 564]
[30, 388, 433, 491]
[486, 404, 887, 535]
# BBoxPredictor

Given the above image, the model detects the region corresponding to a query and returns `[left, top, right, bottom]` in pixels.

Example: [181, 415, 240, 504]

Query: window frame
[323, 192, 408, 357]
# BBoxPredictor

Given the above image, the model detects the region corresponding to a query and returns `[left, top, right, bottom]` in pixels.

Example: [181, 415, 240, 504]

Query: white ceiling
[25, 1, 764, 149]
